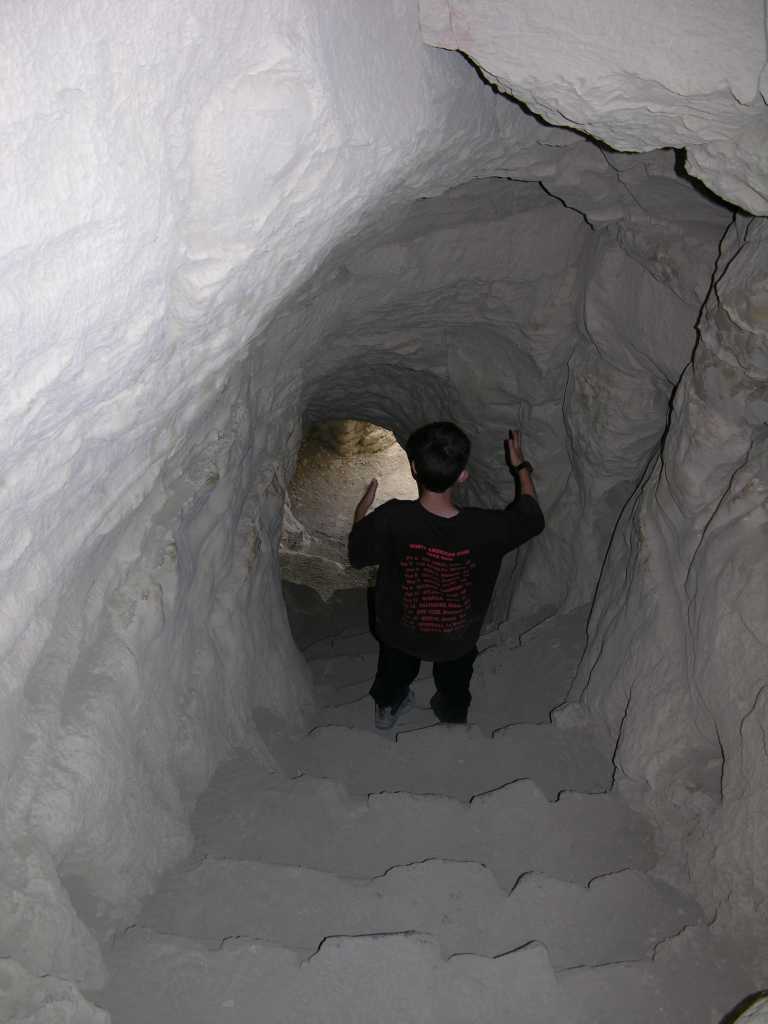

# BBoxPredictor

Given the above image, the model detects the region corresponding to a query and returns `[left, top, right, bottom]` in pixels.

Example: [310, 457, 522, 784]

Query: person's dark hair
[406, 422, 470, 493]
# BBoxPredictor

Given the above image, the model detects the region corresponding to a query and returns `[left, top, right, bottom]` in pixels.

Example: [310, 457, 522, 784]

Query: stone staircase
[97, 608, 754, 1022]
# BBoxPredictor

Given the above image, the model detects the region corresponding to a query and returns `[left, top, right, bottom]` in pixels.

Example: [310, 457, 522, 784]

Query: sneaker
[374, 687, 415, 731]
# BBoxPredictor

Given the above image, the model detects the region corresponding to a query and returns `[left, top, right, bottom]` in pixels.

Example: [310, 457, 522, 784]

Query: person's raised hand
[361, 477, 378, 508]
[505, 430, 524, 468]
[354, 478, 379, 522]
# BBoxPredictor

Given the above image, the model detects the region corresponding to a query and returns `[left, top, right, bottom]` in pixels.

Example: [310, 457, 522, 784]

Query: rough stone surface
[98, 610, 756, 1021]
[102, 931, 567, 1024]
[0, 958, 107, 1024]
[1, 0, 576, 988]
[573, 216, 768, 951]
[279, 423, 414, 597]
[139, 858, 701, 967]
[419, 0, 768, 213]
[3, 0, 765, 1009]
[308, 420, 397, 457]
[0, 839, 103, 989]
[191, 761, 655, 888]
[297, 165, 727, 624]
[269, 721, 612, 801]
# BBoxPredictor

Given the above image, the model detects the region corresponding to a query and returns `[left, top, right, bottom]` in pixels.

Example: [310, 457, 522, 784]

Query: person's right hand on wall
[505, 429, 537, 498]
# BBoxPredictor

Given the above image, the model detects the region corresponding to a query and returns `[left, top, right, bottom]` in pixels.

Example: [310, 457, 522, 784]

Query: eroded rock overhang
[419, 0, 768, 214]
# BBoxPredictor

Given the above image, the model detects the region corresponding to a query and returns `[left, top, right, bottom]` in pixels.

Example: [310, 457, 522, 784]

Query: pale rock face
[308, 421, 397, 458]
[0, 838, 103, 989]
[573, 216, 768, 945]
[0, 958, 107, 1024]
[419, 0, 768, 214]
[296, 162, 727, 623]
[419, 0, 768, 949]
[0, 0, 613, 993]
[2, 0, 766, 1008]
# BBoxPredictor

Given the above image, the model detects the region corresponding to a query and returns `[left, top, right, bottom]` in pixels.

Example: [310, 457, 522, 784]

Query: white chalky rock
[2, 0, 766, 1010]
[419, 0, 768, 213]
[0, 839, 103, 989]
[0, 958, 107, 1024]
[575, 216, 768, 948]
[0, 0, 589, 996]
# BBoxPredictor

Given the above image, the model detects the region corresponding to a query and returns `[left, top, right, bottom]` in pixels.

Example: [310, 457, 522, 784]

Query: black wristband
[511, 460, 533, 475]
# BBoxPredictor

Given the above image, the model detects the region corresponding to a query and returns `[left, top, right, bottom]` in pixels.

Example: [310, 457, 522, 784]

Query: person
[348, 422, 544, 730]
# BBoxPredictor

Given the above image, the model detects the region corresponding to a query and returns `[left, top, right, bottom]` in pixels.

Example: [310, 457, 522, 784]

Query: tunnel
[279, 418, 414, 606]
[2, 1, 767, 1020]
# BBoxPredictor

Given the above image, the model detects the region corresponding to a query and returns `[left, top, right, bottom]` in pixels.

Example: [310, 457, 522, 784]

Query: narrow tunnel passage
[48, 161, 762, 1024]
[5, 2, 767, 1018]
[280, 418, 415, 601]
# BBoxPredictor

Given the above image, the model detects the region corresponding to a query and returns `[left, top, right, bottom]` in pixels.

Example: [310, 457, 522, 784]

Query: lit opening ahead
[280, 419, 415, 600]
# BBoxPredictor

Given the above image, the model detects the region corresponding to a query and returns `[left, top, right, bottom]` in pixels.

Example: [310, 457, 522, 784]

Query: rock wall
[0, 0, 596, 996]
[420, 0, 768, 951]
[573, 216, 768, 946]
[309, 421, 397, 457]
[296, 165, 727, 626]
[2, 0, 762, 1009]
[419, 0, 768, 214]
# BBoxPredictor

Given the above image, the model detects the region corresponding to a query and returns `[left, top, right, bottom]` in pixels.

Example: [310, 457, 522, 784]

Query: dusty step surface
[268, 721, 612, 801]
[100, 930, 566, 1024]
[471, 606, 589, 725]
[139, 857, 701, 967]
[191, 757, 655, 889]
[559, 925, 755, 1024]
[311, 674, 563, 736]
[313, 687, 439, 731]
[310, 606, 590, 733]
[282, 581, 372, 653]
[102, 597, 758, 1024]
[99, 922, 753, 1024]
[302, 627, 379, 661]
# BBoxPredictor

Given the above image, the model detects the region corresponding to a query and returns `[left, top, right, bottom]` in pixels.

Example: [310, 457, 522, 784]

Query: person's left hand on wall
[354, 478, 378, 523]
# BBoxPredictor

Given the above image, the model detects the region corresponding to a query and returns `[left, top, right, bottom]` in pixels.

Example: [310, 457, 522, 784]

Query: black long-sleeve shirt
[348, 495, 544, 660]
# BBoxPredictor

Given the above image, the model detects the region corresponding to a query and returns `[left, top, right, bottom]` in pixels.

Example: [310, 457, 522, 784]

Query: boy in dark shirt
[348, 422, 544, 730]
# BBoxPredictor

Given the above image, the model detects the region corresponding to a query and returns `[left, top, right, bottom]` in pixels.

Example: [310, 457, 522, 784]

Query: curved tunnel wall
[3, 0, 554, 985]
[298, 174, 726, 626]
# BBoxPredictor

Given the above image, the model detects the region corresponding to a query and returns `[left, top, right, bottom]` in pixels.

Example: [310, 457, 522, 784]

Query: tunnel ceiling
[419, 0, 768, 214]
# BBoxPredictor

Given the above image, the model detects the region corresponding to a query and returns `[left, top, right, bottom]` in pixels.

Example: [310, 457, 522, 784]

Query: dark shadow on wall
[459, 49, 739, 215]
[719, 991, 768, 1024]
[282, 580, 374, 652]
[672, 148, 739, 212]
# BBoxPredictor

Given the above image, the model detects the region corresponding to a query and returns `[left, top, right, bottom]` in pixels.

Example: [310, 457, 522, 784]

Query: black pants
[370, 642, 477, 722]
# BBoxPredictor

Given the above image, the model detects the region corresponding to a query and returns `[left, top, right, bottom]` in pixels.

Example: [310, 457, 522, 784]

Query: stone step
[282, 582, 371, 653]
[312, 677, 565, 736]
[310, 610, 587, 730]
[310, 651, 382, 689]
[313, 687, 439, 731]
[559, 925, 753, 1024]
[139, 857, 701, 967]
[100, 922, 752, 1024]
[269, 721, 612, 801]
[100, 929, 568, 1024]
[312, 662, 575, 734]
[191, 756, 655, 888]
[302, 627, 380, 661]
[473, 606, 588, 721]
